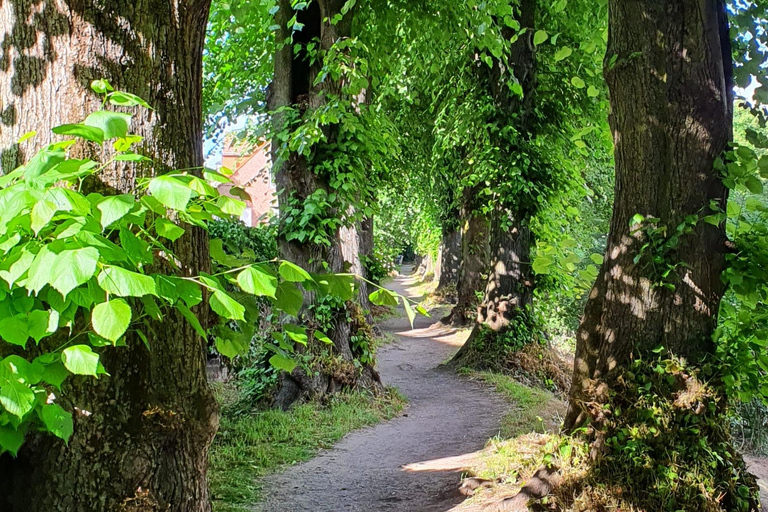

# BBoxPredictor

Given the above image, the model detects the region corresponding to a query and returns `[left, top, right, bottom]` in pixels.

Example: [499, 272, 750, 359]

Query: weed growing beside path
[209, 386, 406, 512]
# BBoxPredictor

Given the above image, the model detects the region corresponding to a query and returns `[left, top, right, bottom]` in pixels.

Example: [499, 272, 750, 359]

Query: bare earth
[256, 269, 507, 512]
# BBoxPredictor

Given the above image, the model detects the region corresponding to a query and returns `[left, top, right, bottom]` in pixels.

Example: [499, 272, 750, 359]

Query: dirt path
[256, 268, 506, 512]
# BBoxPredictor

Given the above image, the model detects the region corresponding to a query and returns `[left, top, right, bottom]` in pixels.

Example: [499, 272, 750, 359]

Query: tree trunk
[565, 0, 734, 430]
[437, 223, 461, 291]
[0, 1, 217, 511]
[270, 0, 381, 408]
[561, 2, 757, 508]
[442, 191, 489, 326]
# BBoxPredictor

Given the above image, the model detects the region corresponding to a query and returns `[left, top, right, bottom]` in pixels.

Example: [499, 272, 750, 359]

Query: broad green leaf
[0, 425, 24, 456]
[108, 91, 151, 108]
[97, 195, 135, 228]
[533, 30, 548, 46]
[50, 248, 100, 297]
[97, 266, 157, 297]
[148, 175, 193, 211]
[62, 345, 100, 376]
[30, 199, 59, 235]
[91, 299, 132, 342]
[0, 380, 35, 418]
[39, 403, 73, 442]
[369, 288, 398, 307]
[279, 261, 313, 282]
[590, 253, 604, 265]
[237, 265, 278, 298]
[745, 176, 764, 195]
[403, 299, 416, 327]
[587, 85, 600, 97]
[0, 315, 29, 347]
[315, 331, 333, 344]
[532, 256, 553, 275]
[155, 218, 186, 241]
[177, 302, 207, 338]
[275, 282, 303, 317]
[210, 291, 245, 321]
[52, 123, 105, 144]
[284, 324, 308, 345]
[216, 195, 246, 216]
[84, 111, 131, 139]
[269, 353, 297, 373]
[571, 76, 586, 89]
[215, 335, 248, 358]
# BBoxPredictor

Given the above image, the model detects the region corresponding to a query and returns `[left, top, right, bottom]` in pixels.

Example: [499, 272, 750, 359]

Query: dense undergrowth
[209, 383, 405, 512]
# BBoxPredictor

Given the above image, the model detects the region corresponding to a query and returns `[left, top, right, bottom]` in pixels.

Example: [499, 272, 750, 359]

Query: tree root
[484, 465, 561, 512]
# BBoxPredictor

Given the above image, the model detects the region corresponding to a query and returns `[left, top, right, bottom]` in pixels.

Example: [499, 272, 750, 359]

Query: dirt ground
[256, 268, 507, 512]
[255, 267, 768, 511]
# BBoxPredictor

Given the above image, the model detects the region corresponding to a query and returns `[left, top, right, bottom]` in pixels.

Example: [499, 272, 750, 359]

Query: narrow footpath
[257, 268, 506, 512]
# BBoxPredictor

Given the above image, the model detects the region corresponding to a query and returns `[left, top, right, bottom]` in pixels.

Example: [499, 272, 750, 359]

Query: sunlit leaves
[148, 175, 193, 211]
[91, 299, 132, 342]
[61, 345, 101, 376]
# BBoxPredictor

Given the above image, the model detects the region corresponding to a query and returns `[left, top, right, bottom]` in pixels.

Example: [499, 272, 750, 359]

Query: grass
[209, 386, 406, 512]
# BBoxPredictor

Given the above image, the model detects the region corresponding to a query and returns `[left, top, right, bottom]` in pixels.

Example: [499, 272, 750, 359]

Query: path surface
[257, 268, 506, 512]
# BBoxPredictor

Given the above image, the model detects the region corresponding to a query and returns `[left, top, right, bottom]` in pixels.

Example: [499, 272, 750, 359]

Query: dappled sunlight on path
[256, 266, 507, 512]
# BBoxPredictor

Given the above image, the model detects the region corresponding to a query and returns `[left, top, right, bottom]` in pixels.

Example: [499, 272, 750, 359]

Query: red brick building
[218, 138, 277, 226]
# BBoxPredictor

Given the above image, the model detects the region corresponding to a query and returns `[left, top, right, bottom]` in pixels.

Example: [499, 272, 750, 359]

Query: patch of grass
[209, 386, 406, 512]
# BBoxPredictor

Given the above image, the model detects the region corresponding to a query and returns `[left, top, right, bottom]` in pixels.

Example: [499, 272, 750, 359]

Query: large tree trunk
[270, 0, 381, 408]
[560, 1, 757, 508]
[0, 1, 217, 511]
[442, 190, 489, 326]
[437, 222, 461, 291]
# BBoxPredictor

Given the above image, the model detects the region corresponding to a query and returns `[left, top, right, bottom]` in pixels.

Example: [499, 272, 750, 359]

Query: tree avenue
[1, 0, 768, 510]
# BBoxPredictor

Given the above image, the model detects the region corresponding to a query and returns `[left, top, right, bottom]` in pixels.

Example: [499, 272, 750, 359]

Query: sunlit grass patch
[209, 386, 406, 512]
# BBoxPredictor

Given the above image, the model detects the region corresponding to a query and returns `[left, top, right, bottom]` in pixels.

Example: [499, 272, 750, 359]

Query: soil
[256, 267, 507, 512]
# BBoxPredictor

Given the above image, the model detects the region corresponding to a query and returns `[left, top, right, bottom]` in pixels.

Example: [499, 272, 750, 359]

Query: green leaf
[50, 248, 100, 297]
[84, 111, 131, 139]
[155, 218, 186, 241]
[97, 195, 135, 228]
[91, 299, 132, 342]
[91, 79, 114, 94]
[590, 253, 604, 265]
[533, 30, 548, 46]
[284, 324, 308, 345]
[210, 291, 245, 321]
[97, 266, 157, 297]
[39, 403, 73, 442]
[554, 46, 572, 61]
[532, 256, 553, 275]
[108, 91, 151, 108]
[279, 261, 313, 282]
[61, 345, 100, 376]
[269, 353, 297, 373]
[215, 336, 248, 359]
[177, 302, 206, 338]
[274, 282, 303, 317]
[369, 288, 398, 307]
[745, 176, 764, 195]
[571, 76, 586, 89]
[758, 156, 768, 178]
[237, 265, 278, 298]
[0, 425, 24, 456]
[52, 123, 105, 144]
[148, 175, 193, 211]
[0, 380, 35, 418]
[0, 315, 29, 347]
[403, 299, 416, 327]
[587, 85, 600, 97]
[315, 331, 333, 344]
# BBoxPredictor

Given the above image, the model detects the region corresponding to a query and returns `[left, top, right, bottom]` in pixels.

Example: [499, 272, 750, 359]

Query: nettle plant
[0, 81, 410, 455]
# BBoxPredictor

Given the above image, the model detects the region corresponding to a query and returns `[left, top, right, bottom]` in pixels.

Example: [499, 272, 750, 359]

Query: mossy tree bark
[269, 0, 381, 408]
[564, 0, 734, 431]
[0, 1, 217, 511]
[437, 221, 462, 291]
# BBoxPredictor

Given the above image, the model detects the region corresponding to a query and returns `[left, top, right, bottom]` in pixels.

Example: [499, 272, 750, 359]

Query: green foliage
[210, 220, 278, 262]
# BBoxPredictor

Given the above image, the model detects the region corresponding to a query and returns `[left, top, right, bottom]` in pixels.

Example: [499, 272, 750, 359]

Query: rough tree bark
[442, 188, 489, 326]
[270, 0, 381, 408]
[437, 221, 462, 291]
[564, 0, 734, 431]
[0, 1, 217, 511]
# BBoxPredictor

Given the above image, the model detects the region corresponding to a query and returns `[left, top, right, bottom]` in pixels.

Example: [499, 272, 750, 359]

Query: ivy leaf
[274, 282, 303, 317]
[50, 248, 100, 297]
[148, 175, 193, 211]
[587, 85, 600, 98]
[0, 380, 36, 418]
[52, 123, 105, 144]
[91, 299, 132, 342]
[39, 403, 73, 442]
[533, 30, 548, 46]
[61, 345, 100, 376]
[97, 266, 157, 298]
[97, 195, 135, 228]
[210, 291, 245, 321]
[84, 111, 131, 139]
[269, 353, 297, 373]
[237, 265, 278, 298]
[279, 261, 313, 282]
